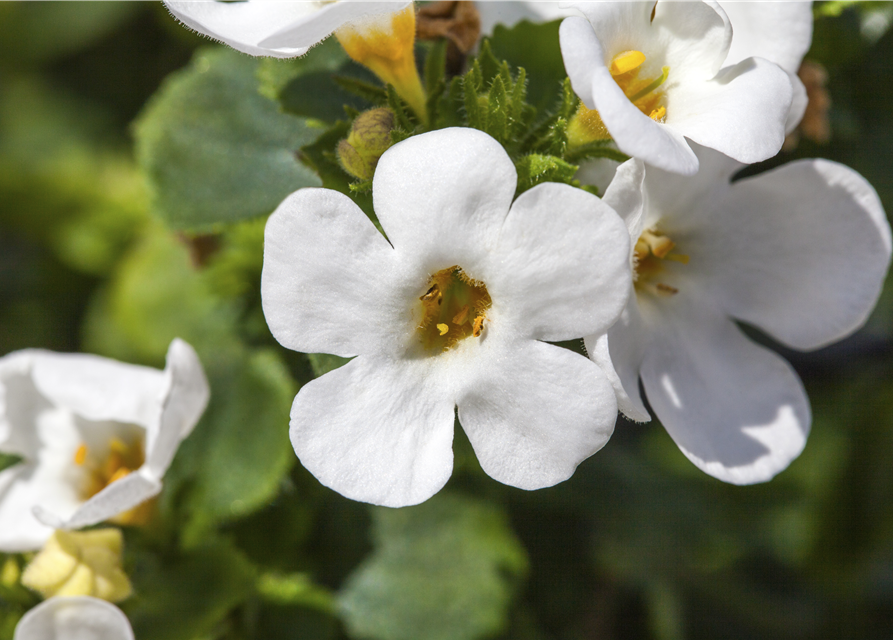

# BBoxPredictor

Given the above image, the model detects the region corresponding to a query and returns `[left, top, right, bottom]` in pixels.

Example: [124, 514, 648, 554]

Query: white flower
[476, 1, 577, 34]
[164, 0, 411, 58]
[586, 144, 891, 484]
[14, 596, 134, 640]
[0, 339, 209, 551]
[262, 127, 632, 507]
[559, 0, 793, 175]
[718, 0, 815, 132]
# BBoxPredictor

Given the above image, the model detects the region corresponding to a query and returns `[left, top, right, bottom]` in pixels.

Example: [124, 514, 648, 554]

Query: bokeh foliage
[1, 2, 893, 639]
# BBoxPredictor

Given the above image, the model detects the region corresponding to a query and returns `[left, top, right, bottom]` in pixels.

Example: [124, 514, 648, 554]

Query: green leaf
[124, 541, 256, 640]
[168, 348, 297, 538]
[135, 47, 321, 231]
[490, 20, 565, 111]
[0, 453, 22, 474]
[514, 153, 580, 195]
[487, 74, 509, 142]
[339, 494, 528, 640]
[306, 353, 351, 377]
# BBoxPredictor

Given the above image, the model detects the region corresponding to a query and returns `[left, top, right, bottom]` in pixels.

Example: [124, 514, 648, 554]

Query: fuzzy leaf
[339, 494, 528, 640]
[135, 47, 320, 231]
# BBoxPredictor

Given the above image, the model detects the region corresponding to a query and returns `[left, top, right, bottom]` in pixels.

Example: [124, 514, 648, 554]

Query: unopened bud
[338, 108, 395, 180]
[21, 529, 132, 603]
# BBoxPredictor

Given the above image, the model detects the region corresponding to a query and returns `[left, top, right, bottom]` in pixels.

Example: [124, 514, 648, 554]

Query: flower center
[416, 266, 491, 353]
[74, 435, 152, 525]
[633, 228, 688, 296]
[567, 50, 669, 146]
[610, 50, 669, 121]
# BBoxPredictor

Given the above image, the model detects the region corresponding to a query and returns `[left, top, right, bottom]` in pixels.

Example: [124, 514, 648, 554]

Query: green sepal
[515, 153, 580, 196]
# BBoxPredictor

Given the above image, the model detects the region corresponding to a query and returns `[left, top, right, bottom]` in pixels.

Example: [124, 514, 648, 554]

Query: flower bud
[21, 529, 132, 603]
[338, 108, 396, 180]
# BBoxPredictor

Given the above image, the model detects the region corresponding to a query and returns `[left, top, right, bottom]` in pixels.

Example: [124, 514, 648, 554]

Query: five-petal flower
[262, 127, 632, 507]
[0, 339, 209, 551]
[560, 0, 793, 175]
[587, 144, 892, 483]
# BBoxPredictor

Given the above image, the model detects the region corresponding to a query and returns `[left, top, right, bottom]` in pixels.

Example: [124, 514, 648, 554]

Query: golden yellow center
[74, 436, 152, 526]
[567, 50, 669, 146]
[416, 266, 491, 353]
[633, 229, 689, 296]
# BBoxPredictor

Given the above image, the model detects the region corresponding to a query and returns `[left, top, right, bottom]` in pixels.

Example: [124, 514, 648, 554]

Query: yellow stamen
[649, 106, 666, 121]
[472, 316, 485, 338]
[107, 467, 131, 485]
[634, 228, 688, 297]
[610, 50, 646, 76]
[76, 435, 154, 527]
[416, 266, 491, 353]
[335, 5, 428, 123]
[74, 444, 88, 466]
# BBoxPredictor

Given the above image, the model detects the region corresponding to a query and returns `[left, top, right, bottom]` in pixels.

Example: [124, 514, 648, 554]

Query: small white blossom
[164, 0, 410, 58]
[262, 127, 632, 507]
[0, 340, 209, 551]
[559, 0, 793, 174]
[587, 144, 892, 483]
[14, 596, 134, 640]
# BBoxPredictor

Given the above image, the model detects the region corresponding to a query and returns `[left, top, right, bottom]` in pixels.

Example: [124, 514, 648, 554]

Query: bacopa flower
[559, 0, 793, 175]
[586, 144, 892, 483]
[0, 339, 209, 551]
[14, 596, 134, 640]
[262, 127, 632, 507]
[164, 0, 410, 58]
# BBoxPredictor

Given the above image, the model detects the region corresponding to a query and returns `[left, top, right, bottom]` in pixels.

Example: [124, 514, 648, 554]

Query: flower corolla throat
[415, 265, 491, 354]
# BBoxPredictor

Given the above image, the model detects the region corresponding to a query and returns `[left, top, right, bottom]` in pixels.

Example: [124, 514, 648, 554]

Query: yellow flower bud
[338, 108, 396, 180]
[21, 529, 132, 603]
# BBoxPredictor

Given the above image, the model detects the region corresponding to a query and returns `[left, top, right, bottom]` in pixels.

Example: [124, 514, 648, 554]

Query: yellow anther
[437, 323, 449, 336]
[472, 316, 485, 338]
[649, 106, 666, 121]
[108, 438, 127, 455]
[641, 230, 675, 259]
[452, 305, 470, 326]
[74, 444, 88, 466]
[610, 50, 646, 76]
[107, 467, 131, 485]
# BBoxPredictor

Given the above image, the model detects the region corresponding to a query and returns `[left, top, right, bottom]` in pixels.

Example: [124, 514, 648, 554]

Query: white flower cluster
[157, 0, 891, 508]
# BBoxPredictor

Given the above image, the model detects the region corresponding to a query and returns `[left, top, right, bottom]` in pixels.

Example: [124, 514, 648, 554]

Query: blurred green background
[1, 2, 893, 639]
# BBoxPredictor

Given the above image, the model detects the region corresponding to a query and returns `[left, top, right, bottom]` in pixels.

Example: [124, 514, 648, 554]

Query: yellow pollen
[610, 50, 646, 76]
[74, 444, 88, 466]
[472, 316, 485, 338]
[649, 106, 666, 121]
[416, 266, 491, 353]
[634, 228, 688, 297]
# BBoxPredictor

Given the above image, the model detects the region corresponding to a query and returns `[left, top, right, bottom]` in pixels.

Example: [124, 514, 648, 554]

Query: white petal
[290, 356, 455, 507]
[34, 470, 161, 532]
[562, 2, 654, 59]
[720, 0, 814, 75]
[585, 294, 651, 422]
[477, 0, 576, 34]
[654, 0, 732, 79]
[559, 16, 602, 111]
[0, 408, 84, 552]
[144, 339, 210, 478]
[1, 351, 45, 459]
[706, 159, 892, 350]
[486, 182, 631, 341]
[258, 2, 411, 51]
[165, 1, 410, 58]
[457, 339, 617, 490]
[14, 596, 134, 640]
[786, 71, 808, 134]
[602, 157, 646, 240]
[30, 354, 165, 430]
[669, 56, 792, 165]
[640, 299, 810, 485]
[372, 128, 517, 276]
[262, 188, 402, 358]
[590, 60, 699, 174]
